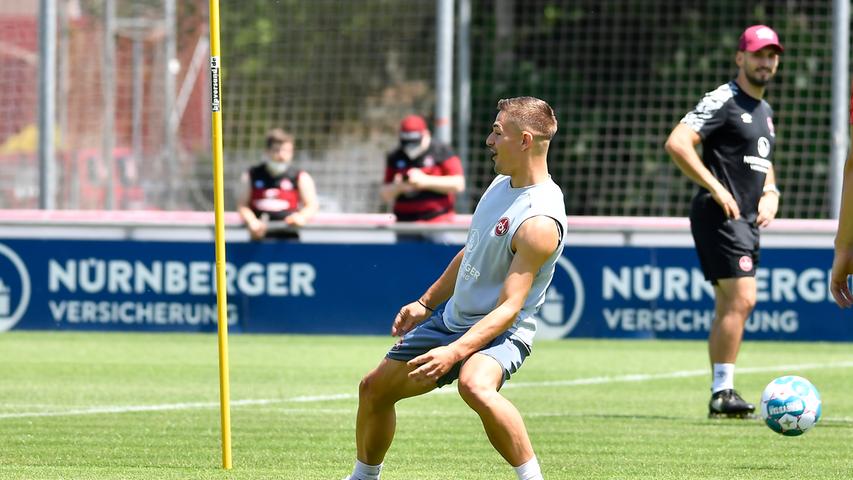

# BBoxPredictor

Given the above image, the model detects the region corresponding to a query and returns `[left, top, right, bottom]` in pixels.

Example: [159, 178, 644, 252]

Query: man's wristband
[763, 184, 781, 197]
[417, 299, 434, 312]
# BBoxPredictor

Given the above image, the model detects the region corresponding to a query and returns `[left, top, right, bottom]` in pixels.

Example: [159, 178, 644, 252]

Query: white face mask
[265, 159, 289, 176]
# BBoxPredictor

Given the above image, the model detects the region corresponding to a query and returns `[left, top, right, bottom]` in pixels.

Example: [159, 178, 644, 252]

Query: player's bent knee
[359, 361, 411, 406]
[457, 378, 499, 410]
[358, 371, 391, 405]
[358, 376, 399, 411]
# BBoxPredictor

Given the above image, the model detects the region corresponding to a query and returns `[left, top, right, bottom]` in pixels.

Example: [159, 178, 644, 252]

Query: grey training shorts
[386, 309, 530, 388]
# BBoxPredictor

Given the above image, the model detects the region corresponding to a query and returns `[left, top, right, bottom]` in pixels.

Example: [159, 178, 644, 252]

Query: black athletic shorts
[689, 193, 759, 283]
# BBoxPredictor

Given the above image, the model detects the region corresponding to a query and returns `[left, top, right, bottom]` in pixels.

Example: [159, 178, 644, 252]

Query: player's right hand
[711, 186, 740, 220]
[830, 247, 853, 308]
[391, 300, 431, 337]
[248, 220, 267, 240]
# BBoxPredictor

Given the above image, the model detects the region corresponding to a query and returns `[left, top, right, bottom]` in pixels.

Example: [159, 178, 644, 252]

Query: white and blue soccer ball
[760, 375, 822, 436]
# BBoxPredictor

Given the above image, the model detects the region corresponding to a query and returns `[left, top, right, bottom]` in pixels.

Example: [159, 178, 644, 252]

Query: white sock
[514, 455, 543, 480]
[712, 363, 735, 393]
[350, 459, 382, 480]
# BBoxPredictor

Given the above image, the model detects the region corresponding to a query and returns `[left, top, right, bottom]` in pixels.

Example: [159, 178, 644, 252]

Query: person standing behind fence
[343, 97, 565, 480]
[380, 115, 465, 223]
[237, 128, 318, 240]
[665, 25, 783, 418]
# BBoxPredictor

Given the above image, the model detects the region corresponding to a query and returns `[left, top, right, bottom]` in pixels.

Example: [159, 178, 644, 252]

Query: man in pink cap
[665, 25, 783, 418]
[380, 115, 465, 226]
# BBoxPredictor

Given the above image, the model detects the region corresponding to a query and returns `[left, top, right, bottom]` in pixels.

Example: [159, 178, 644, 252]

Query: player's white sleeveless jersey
[442, 174, 567, 346]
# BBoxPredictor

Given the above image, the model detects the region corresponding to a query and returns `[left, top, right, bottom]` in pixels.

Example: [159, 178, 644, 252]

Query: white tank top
[442, 174, 567, 346]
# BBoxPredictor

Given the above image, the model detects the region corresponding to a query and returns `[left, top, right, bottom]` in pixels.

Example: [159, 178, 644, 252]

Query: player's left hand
[830, 247, 853, 308]
[284, 211, 306, 226]
[756, 192, 779, 228]
[391, 300, 431, 337]
[407, 345, 462, 383]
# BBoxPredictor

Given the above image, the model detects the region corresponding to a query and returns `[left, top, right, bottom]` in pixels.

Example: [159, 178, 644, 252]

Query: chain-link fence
[217, 0, 438, 215]
[466, 0, 835, 219]
[0, 0, 841, 218]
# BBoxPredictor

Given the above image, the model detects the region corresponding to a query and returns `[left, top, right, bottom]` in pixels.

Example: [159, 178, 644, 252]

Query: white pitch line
[2, 360, 852, 420]
[0, 398, 281, 420]
[288, 393, 357, 403]
[502, 360, 853, 390]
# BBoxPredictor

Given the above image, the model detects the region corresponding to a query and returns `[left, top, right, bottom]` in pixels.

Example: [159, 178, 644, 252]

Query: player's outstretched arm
[407, 217, 560, 381]
[391, 247, 465, 336]
[831, 151, 853, 307]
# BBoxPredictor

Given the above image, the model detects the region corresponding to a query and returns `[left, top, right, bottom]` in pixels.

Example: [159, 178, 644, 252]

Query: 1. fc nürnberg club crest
[494, 217, 510, 236]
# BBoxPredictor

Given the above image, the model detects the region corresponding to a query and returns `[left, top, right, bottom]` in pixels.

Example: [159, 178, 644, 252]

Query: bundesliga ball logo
[760, 375, 822, 436]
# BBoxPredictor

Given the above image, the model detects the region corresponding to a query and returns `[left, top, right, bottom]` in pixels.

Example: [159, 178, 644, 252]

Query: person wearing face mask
[380, 115, 465, 224]
[237, 128, 318, 240]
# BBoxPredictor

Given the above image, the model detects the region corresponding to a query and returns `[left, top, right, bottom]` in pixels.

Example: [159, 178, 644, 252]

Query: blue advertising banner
[0, 240, 452, 335]
[540, 247, 848, 341]
[0, 240, 848, 340]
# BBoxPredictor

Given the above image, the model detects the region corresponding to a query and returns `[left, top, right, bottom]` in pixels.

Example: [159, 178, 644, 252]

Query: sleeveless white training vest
[442, 174, 567, 346]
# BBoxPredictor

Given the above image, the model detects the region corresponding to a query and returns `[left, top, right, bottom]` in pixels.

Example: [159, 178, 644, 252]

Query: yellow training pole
[208, 0, 232, 470]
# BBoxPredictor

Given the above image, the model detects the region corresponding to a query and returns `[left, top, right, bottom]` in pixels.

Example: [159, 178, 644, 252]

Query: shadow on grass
[528, 411, 759, 425]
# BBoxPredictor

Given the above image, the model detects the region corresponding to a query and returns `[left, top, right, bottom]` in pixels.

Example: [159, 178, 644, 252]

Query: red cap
[738, 25, 783, 52]
[399, 115, 428, 142]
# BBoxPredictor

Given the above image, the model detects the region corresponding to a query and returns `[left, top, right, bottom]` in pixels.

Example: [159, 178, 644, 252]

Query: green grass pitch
[1, 331, 853, 479]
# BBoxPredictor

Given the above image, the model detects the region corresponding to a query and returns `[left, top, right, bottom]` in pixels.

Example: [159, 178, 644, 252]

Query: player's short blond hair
[496, 97, 557, 140]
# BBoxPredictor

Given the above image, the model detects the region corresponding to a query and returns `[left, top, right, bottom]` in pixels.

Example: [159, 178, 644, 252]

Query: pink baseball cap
[399, 115, 428, 142]
[738, 25, 783, 52]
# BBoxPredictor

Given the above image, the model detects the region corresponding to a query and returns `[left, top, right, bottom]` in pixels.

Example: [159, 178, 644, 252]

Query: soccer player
[665, 25, 783, 418]
[344, 97, 567, 480]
